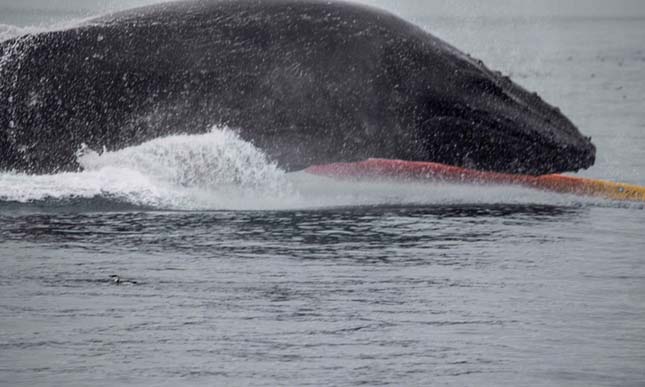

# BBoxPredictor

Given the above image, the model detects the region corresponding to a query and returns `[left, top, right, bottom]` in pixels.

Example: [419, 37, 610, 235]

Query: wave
[1, 127, 635, 212]
[0, 128, 296, 210]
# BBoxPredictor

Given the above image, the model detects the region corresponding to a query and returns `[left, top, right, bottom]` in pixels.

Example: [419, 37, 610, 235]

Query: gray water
[1, 5, 645, 387]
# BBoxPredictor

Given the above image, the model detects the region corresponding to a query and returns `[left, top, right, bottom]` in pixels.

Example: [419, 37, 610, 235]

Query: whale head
[405, 44, 596, 175]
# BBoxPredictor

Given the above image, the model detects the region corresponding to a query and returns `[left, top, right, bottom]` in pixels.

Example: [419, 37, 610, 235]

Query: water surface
[1, 8, 644, 387]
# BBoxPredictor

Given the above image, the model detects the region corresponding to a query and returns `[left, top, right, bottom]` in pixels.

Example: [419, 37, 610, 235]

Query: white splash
[0, 128, 295, 210]
[0, 127, 604, 211]
[77, 128, 289, 194]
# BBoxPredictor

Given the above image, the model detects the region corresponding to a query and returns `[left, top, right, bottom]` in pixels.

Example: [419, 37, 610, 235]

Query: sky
[368, 0, 645, 18]
[1, 0, 645, 25]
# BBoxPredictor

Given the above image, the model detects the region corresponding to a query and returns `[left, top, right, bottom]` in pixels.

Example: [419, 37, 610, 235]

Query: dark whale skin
[0, 0, 595, 175]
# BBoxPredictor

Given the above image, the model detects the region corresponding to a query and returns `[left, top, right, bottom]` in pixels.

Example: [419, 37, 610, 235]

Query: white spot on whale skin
[28, 91, 42, 107]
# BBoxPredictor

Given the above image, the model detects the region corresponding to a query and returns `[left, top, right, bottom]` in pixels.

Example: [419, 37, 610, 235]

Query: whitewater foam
[0, 128, 295, 210]
[0, 127, 628, 211]
[77, 128, 289, 193]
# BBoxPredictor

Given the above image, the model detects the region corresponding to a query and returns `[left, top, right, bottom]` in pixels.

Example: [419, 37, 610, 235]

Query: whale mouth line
[419, 112, 595, 175]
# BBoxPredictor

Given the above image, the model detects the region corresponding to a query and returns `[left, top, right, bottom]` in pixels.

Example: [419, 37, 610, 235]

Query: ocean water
[1, 4, 645, 387]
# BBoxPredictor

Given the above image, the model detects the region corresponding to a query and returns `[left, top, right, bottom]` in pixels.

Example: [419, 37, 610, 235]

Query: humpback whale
[0, 0, 595, 175]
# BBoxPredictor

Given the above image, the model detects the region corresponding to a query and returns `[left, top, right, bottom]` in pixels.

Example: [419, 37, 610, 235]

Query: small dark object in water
[109, 274, 138, 285]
